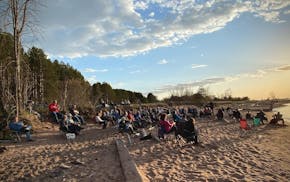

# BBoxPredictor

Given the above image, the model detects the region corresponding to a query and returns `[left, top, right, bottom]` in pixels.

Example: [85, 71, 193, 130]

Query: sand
[128, 115, 290, 181]
[1, 113, 290, 182]
[0, 124, 125, 182]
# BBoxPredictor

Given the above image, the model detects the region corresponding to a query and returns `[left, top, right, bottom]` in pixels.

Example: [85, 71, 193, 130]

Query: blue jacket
[173, 113, 182, 122]
[9, 122, 24, 132]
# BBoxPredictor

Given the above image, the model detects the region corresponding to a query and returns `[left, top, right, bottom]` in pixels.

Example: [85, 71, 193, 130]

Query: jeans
[73, 115, 85, 125]
[21, 126, 32, 141]
[51, 112, 63, 123]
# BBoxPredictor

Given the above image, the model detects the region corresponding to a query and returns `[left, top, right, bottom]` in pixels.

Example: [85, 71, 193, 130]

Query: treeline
[0, 32, 157, 117]
[163, 88, 249, 106]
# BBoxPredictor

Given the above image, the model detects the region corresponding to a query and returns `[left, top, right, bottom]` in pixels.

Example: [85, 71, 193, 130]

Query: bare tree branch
[19, 0, 30, 33]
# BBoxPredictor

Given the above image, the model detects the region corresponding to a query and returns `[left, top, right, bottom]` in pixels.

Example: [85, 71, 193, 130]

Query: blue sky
[23, 0, 290, 99]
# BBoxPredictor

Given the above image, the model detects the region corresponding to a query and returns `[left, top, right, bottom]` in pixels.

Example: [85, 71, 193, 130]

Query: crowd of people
[5, 100, 286, 142]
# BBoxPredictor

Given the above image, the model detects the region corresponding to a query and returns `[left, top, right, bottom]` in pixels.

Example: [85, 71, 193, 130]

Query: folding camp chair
[253, 117, 261, 127]
[239, 119, 251, 137]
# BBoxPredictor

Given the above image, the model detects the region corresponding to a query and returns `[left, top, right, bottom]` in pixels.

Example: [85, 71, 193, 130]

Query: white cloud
[84, 68, 108, 73]
[31, 0, 290, 58]
[84, 68, 97, 73]
[96, 69, 109, 72]
[130, 70, 141, 74]
[134, 1, 148, 10]
[192, 64, 207, 69]
[158, 59, 168, 65]
[149, 12, 155, 17]
[86, 75, 97, 85]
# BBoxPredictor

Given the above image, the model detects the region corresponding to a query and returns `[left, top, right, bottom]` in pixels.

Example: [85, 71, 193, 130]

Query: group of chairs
[240, 117, 262, 130]
[239, 114, 284, 137]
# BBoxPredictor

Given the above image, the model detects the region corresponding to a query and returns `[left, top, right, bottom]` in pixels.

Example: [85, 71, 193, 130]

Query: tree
[1, 0, 38, 118]
[0, 32, 14, 115]
[147, 93, 158, 103]
[27, 47, 46, 103]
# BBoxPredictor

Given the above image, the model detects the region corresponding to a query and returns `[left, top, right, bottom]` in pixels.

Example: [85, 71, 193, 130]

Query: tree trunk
[14, 33, 21, 117]
[63, 80, 68, 112]
[39, 64, 44, 104]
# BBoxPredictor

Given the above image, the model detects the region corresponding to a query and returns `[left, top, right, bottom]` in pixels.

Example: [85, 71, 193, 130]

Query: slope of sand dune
[128, 117, 290, 181]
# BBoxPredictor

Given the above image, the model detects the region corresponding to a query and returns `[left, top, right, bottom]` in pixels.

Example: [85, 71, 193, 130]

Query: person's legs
[21, 126, 32, 141]
[56, 112, 64, 121]
[128, 125, 134, 134]
[25, 131, 31, 141]
[51, 112, 59, 123]
[168, 125, 177, 137]
[158, 127, 165, 139]
[194, 134, 198, 144]
[102, 120, 107, 129]
[72, 116, 80, 123]
[78, 115, 85, 125]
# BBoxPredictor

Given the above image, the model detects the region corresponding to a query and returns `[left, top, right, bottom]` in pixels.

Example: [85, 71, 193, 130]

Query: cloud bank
[153, 64, 290, 98]
[35, 0, 290, 58]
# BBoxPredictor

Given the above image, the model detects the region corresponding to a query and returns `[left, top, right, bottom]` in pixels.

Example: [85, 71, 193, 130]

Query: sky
[23, 0, 290, 100]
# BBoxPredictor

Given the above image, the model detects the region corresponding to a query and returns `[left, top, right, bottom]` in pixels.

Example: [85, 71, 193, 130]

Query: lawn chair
[239, 119, 251, 137]
[253, 117, 261, 127]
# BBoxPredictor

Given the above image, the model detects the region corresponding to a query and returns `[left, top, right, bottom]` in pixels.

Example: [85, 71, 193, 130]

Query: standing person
[9, 116, 33, 141]
[70, 104, 85, 125]
[49, 100, 63, 123]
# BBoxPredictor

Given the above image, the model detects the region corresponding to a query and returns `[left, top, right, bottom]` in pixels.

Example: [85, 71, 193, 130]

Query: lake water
[273, 103, 290, 122]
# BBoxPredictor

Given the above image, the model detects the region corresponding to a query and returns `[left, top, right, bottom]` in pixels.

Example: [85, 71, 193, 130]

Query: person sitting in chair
[95, 111, 108, 129]
[69, 104, 85, 125]
[256, 110, 267, 124]
[62, 113, 83, 135]
[49, 100, 63, 123]
[9, 116, 33, 141]
[183, 117, 199, 144]
[158, 113, 177, 139]
[216, 109, 224, 121]
[269, 112, 285, 125]
[246, 111, 253, 120]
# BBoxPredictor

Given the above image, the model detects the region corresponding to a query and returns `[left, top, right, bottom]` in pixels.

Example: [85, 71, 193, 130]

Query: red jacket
[160, 120, 174, 133]
[49, 103, 59, 112]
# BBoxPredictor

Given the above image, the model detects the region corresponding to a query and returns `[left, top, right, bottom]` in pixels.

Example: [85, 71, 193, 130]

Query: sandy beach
[0, 112, 290, 182]
[129, 116, 290, 181]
